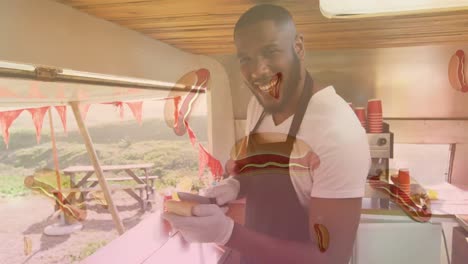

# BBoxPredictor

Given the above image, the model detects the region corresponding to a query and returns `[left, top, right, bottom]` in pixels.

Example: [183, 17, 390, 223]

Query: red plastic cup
[367, 99, 383, 114]
[367, 104, 383, 132]
[368, 126, 383, 133]
[398, 169, 410, 185]
[354, 107, 366, 128]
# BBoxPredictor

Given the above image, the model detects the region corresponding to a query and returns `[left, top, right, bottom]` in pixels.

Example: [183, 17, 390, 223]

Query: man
[163, 4, 370, 264]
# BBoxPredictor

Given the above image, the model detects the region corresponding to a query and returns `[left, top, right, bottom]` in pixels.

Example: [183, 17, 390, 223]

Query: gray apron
[237, 74, 313, 264]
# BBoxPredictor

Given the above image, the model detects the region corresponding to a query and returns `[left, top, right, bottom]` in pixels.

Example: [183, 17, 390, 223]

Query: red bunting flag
[54, 106, 67, 133]
[0, 109, 24, 148]
[126, 101, 143, 125]
[167, 69, 222, 181]
[198, 143, 224, 181]
[103, 102, 125, 119]
[27, 106, 49, 144]
[116, 102, 124, 119]
[184, 120, 197, 147]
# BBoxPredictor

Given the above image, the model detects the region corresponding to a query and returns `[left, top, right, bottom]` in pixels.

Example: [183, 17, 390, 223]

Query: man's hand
[201, 177, 240, 205]
[162, 204, 234, 245]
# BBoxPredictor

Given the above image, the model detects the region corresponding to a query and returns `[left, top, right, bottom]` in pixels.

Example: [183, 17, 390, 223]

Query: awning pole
[70, 101, 125, 235]
[48, 108, 64, 209]
[0, 66, 195, 93]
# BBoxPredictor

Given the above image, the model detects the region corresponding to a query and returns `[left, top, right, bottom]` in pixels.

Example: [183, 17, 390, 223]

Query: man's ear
[294, 34, 305, 59]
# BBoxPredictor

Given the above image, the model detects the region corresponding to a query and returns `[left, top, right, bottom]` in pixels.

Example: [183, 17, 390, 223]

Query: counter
[81, 211, 227, 264]
[83, 182, 466, 264]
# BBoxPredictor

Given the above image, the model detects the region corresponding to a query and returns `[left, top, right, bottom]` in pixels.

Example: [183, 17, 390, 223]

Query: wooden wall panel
[55, 0, 468, 55]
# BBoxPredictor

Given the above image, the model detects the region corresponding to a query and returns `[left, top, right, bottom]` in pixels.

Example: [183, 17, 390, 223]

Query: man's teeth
[258, 78, 277, 92]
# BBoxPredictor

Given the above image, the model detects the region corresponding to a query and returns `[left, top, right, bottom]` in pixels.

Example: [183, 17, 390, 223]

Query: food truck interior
[0, 1, 467, 264]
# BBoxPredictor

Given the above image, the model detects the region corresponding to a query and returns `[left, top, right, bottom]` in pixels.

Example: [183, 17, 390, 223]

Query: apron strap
[287, 73, 313, 141]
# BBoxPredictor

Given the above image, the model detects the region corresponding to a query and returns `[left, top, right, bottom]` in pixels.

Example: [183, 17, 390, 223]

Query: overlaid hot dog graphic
[164, 68, 224, 181]
[368, 176, 432, 223]
[227, 132, 320, 176]
[448, 49, 468, 93]
[164, 68, 209, 136]
[313, 223, 330, 253]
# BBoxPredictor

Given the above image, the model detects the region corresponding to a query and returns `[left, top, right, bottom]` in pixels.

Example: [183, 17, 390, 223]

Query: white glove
[162, 204, 234, 245]
[201, 177, 240, 206]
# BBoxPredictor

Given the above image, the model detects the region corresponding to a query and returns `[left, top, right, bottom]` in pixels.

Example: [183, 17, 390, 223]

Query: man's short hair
[234, 4, 294, 37]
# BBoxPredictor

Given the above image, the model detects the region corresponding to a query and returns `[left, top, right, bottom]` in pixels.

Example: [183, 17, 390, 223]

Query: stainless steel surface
[367, 133, 393, 158]
[367, 123, 394, 178]
[368, 158, 390, 178]
[221, 45, 468, 120]
[455, 215, 468, 233]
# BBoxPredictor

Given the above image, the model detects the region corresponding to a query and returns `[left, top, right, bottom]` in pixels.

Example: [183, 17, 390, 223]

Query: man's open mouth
[257, 73, 282, 99]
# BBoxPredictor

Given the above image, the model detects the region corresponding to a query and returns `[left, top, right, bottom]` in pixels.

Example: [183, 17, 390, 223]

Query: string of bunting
[0, 101, 145, 148]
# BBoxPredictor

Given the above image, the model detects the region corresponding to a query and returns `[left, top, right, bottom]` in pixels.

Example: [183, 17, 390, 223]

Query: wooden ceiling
[55, 0, 468, 55]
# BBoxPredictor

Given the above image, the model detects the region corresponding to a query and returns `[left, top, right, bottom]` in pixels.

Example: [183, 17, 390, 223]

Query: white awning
[0, 60, 189, 109]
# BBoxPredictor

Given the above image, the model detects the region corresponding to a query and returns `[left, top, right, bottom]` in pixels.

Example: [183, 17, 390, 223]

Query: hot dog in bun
[165, 200, 199, 216]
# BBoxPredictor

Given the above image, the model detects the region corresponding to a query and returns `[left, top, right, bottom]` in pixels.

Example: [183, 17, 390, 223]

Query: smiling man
[163, 4, 370, 264]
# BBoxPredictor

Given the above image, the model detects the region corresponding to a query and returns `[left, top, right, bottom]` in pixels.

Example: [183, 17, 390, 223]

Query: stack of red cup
[397, 169, 411, 203]
[367, 99, 383, 133]
[354, 107, 366, 129]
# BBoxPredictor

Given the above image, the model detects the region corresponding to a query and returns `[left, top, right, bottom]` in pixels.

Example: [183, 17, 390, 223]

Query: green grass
[0, 139, 211, 197]
[0, 165, 33, 197]
[0, 176, 30, 197]
[32, 169, 72, 189]
[0, 168, 74, 198]
[0, 118, 213, 197]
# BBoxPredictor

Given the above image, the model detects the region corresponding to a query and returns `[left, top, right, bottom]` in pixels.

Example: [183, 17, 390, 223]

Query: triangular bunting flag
[0, 109, 24, 148]
[102, 102, 124, 119]
[27, 106, 49, 144]
[126, 101, 143, 125]
[54, 106, 67, 133]
[184, 120, 197, 147]
[115, 102, 124, 119]
[198, 144, 224, 181]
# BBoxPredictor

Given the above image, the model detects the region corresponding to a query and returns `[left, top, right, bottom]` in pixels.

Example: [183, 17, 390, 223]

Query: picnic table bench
[61, 163, 158, 210]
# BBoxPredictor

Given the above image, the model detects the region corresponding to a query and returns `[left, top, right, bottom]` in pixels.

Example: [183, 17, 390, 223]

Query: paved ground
[0, 192, 155, 264]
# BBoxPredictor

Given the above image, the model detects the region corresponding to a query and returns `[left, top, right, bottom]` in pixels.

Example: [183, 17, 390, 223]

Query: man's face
[235, 20, 302, 114]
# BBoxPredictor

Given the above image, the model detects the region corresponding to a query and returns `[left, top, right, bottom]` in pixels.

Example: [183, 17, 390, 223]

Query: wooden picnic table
[62, 163, 157, 210]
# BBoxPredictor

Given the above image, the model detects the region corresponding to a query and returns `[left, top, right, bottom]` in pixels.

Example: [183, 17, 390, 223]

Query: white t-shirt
[245, 86, 371, 208]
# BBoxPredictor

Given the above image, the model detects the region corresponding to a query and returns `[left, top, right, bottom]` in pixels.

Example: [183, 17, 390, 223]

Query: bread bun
[165, 200, 199, 216]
